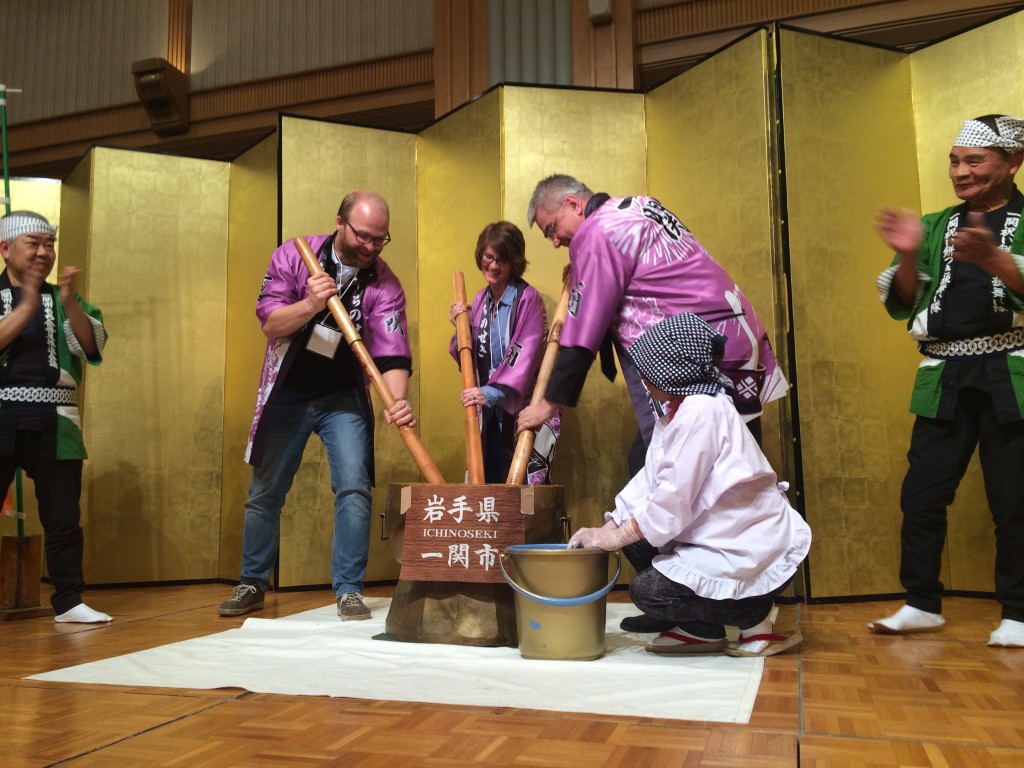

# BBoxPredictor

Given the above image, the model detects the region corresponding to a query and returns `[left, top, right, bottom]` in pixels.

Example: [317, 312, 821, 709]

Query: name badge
[307, 322, 342, 358]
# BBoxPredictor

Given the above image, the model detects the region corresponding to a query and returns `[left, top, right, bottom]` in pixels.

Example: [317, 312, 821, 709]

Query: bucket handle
[499, 549, 621, 607]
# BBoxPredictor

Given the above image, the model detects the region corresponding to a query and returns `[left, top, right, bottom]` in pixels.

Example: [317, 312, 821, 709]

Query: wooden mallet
[506, 270, 572, 485]
[295, 236, 445, 484]
[453, 271, 486, 483]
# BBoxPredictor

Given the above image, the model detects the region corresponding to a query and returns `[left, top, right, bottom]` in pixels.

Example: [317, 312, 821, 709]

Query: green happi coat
[878, 203, 1024, 420]
[0, 271, 107, 459]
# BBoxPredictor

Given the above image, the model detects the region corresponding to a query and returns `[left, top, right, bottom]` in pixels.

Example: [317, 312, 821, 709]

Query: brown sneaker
[218, 582, 265, 617]
[337, 592, 370, 621]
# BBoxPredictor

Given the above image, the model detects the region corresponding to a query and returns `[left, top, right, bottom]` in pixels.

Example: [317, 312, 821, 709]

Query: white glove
[567, 518, 641, 551]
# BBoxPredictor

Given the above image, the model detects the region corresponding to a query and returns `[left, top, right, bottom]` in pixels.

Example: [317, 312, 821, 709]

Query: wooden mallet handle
[454, 271, 485, 483]
[295, 236, 445, 484]
[506, 271, 571, 485]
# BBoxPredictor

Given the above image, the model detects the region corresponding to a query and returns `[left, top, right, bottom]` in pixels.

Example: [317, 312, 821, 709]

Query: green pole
[1, 84, 11, 213]
[0, 83, 24, 537]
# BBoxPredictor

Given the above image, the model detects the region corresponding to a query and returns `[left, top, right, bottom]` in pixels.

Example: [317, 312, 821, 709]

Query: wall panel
[780, 29, 919, 598]
[220, 134, 279, 580]
[1, 0, 168, 124]
[76, 147, 229, 583]
[192, 0, 433, 91]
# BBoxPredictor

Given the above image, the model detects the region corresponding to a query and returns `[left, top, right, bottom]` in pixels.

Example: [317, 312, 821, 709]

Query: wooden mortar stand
[382, 482, 566, 647]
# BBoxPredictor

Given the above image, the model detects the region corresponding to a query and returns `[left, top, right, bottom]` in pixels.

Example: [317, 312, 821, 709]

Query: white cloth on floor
[30, 599, 764, 724]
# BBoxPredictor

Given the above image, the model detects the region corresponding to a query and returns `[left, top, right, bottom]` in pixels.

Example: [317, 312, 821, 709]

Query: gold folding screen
[220, 134, 278, 580]
[6, 178, 61, 226]
[780, 29, 919, 599]
[71, 147, 230, 583]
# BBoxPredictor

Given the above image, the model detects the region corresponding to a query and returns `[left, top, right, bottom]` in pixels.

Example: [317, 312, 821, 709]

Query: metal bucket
[500, 544, 620, 661]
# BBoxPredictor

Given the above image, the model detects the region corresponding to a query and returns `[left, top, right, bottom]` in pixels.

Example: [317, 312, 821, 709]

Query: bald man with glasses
[220, 190, 415, 622]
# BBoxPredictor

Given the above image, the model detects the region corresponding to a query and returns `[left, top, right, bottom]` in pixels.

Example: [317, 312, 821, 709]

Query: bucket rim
[499, 549, 621, 607]
[504, 543, 606, 554]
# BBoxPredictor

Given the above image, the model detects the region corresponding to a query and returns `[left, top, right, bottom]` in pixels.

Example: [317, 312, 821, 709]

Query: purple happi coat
[563, 196, 787, 439]
[245, 233, 411, 464]
[449, 280, 560, 484]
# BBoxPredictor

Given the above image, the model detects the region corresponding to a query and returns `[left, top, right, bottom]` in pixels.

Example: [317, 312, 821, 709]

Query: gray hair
[526, 174, 593, 227]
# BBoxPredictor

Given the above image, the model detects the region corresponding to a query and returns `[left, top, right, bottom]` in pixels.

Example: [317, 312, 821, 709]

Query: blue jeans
[240, 385, 373, 596]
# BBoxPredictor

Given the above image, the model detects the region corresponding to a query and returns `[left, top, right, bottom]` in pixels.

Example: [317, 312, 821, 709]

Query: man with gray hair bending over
[873, 115, 1024, 646]
[0, 211, 110, 623]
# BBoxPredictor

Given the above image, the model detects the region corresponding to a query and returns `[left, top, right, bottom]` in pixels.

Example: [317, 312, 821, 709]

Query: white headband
[954, 116, 1024, 152]
[0, 214, 57, 243]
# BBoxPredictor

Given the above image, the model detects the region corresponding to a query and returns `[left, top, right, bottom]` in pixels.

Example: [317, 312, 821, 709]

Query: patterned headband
[954, 116, 1024, 152]
[0, 214, 57, 243]
[628, 312, 729, 398]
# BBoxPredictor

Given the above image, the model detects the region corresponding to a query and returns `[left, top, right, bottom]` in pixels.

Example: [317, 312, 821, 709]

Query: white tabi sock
[738, 616, 774, 640]
[868, 604, 944, 634]
[988, 619, 1024, 648]
[55, 603, 112, 623]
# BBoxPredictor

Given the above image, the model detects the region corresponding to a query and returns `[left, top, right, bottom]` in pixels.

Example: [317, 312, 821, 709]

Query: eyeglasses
[542, 200, 568, 240]
[481, 252, 510, 267]
[344, 222, 391, 248]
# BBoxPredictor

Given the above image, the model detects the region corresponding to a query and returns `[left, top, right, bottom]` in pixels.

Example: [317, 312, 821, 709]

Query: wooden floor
[2, 585, 1023, 767]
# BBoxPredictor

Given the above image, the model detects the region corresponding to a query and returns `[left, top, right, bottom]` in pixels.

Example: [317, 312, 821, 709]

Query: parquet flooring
[1, 584, 1022, 766]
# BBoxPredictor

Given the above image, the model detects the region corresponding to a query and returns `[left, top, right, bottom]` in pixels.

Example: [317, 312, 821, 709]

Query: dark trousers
[900, 387, 1024, 621]
[483, 415, 506, 484]
[0, 432, 85, 615]
[623, 540, 783, 637]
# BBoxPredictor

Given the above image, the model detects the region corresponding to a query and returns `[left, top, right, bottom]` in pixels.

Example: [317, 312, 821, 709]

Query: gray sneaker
[219, 582, 265, 616]
[337, 592, 370, 621]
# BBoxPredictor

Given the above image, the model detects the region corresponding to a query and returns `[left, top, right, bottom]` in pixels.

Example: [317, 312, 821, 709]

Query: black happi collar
[585, 192, 611, 218]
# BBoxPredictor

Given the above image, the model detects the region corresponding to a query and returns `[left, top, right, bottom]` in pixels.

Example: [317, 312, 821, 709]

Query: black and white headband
[0, 213, 57, 243]
[954, 116, 1024, 152]
[628, 312, 729, 398]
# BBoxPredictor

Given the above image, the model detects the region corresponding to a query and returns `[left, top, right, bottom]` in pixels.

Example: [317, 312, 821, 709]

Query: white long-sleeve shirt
[606, 392, 811, 600]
